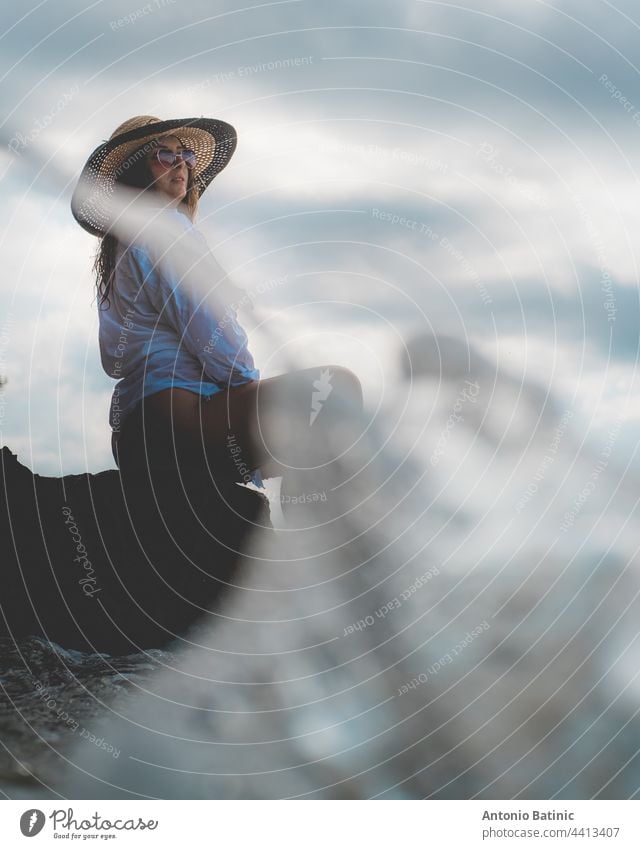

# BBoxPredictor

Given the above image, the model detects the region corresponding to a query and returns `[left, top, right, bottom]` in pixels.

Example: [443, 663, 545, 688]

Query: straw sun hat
[70, 115, 237, 237]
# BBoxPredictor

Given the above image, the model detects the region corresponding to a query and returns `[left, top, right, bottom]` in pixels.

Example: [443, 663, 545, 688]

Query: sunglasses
[149, 148, 197, 169]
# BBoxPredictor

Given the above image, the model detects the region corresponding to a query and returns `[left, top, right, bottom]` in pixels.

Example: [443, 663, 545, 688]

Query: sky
[1, 0, 639, 475]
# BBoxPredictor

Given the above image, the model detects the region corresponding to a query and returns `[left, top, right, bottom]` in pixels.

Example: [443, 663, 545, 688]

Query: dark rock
[0, 447, 271, 654]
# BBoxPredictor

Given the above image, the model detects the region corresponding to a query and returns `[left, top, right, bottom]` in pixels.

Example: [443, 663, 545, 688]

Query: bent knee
[323, 365, 363, 409]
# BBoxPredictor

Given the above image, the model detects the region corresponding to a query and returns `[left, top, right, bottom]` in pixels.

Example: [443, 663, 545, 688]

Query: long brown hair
[93, 137, 200, 311]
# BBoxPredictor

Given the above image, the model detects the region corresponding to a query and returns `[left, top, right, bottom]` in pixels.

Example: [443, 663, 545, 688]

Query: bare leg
[115, 366, 364, 492]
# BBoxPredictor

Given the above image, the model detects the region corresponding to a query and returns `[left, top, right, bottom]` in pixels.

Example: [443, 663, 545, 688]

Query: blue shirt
[98, 206, 263, 486]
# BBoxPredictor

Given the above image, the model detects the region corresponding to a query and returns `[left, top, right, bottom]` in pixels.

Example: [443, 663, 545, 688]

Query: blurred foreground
[2, 333, 638, 799]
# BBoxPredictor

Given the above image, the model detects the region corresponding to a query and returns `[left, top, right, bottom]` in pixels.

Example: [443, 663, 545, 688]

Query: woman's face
[146, 135, 190, 203]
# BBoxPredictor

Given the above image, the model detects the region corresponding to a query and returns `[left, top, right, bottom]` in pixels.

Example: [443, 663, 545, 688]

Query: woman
[71, 115, 363, 519]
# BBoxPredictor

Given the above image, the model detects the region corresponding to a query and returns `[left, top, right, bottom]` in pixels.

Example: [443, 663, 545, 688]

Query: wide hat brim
[70, 117, 237, 237]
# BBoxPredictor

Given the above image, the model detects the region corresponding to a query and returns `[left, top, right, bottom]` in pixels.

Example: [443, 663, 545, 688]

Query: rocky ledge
[0, 446, 272, 654]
